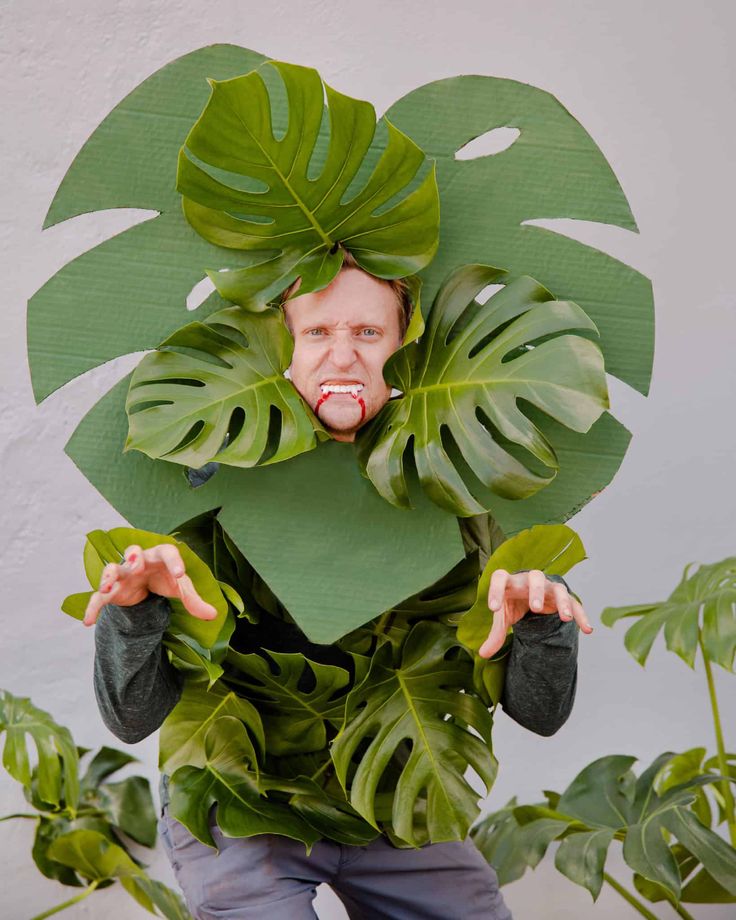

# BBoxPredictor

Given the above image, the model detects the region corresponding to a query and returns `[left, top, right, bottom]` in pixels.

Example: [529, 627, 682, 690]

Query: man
[85, 261, 592, 920]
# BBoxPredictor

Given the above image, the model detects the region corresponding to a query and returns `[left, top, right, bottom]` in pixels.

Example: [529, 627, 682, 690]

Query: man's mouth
[315, 381, 367, 422]
[319, 382, 365, 396]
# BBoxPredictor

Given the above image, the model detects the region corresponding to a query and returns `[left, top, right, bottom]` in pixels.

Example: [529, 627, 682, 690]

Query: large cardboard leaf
[357, 265, 608, 515]
[66, 399, 466, 643]
[386, 74, 653, 398]
[178, 60, 439, 308]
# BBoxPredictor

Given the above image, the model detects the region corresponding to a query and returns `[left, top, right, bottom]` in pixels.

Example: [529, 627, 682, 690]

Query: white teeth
[320, 383, 364, 395]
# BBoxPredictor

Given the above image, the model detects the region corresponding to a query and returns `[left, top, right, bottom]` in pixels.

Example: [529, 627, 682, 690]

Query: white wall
[2, 0, 735, 917]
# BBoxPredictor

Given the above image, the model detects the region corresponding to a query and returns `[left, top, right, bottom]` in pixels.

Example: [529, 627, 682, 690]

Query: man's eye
[307, 329, 324, 336]
[361, 328, 378, 337]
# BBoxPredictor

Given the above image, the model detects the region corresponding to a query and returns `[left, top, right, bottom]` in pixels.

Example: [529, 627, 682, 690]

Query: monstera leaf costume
[30, 44, 652, 849]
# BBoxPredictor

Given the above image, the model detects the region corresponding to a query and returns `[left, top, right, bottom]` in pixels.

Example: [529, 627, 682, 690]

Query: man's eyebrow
[301, 320, 387, 330]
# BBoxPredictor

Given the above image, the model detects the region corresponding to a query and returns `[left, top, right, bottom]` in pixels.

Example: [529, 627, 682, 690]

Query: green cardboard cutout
[33, 43, 652, 846]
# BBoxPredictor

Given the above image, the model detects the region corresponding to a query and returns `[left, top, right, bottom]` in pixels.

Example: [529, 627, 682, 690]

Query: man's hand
[478, 569, 593, 659]
[83, 543, 218, 626]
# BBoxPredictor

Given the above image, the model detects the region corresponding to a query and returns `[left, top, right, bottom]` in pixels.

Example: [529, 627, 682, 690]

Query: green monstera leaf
[224, 648, 354, 756]
[178, 60, 439, 309]
[330, 622, 497, 846]
[126, 306, 320, 468]
[159, 679, 265, 776]
[0, 690, 79, 812]
[601, 556, 736, 672]
[169, 717, 320, 849]
[472, 752, 736, 903]
[357, 265, 609, 516]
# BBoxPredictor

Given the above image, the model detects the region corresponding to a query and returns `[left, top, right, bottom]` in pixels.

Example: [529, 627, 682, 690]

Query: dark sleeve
[500, 573, 579, 737]
[93, 593, 183, 744]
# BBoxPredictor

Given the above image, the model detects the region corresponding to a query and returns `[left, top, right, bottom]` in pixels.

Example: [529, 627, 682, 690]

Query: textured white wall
[2, 0, 735, 917]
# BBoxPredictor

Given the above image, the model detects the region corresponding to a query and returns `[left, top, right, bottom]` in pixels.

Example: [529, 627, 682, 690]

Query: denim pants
[158, 806, 513, 920]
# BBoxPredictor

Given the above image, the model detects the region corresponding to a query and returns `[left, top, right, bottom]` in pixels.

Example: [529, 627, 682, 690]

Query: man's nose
[329, 334, 358, 368]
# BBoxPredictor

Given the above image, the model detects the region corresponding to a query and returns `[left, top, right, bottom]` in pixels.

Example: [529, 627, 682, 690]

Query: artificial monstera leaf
[169, 717, 320, 849]
[0, 690, 79, 812]
[178, 60, 439, 309]
[126, 306, 321, 468]
[330, 622, 496, 847]
[601, 556, 736, 671]
[356, 265, 609, 516]
[224, 648, 352, 756]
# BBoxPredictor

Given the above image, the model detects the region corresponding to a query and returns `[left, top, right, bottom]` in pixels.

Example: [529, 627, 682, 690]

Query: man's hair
[279, 250, 414, 340]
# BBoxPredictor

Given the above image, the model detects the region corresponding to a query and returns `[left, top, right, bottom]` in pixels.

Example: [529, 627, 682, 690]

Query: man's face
[284, 268, 403, 441]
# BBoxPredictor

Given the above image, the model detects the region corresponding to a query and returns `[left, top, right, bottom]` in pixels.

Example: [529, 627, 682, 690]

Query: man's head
[282, 260, 412, 441]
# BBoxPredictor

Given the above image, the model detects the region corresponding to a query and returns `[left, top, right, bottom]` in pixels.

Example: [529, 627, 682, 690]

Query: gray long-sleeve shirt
[93, 574, 578, 746]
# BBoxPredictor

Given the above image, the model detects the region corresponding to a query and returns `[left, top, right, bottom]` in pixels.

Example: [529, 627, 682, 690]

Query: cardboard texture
[65, 382, 465, 644]
[29, 43, 651, 638]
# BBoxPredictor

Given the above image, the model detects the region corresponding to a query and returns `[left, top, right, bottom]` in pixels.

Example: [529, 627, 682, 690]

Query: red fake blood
[354, 394, 367, 422]
[315, 391, 333, 413]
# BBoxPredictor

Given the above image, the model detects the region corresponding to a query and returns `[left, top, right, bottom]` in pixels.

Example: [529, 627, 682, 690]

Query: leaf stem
[0, 812, 38, 821]
[698, 634, 736, 846]
[30, 880, 100, 919]
[671, 903, 696, 920]
[602, 872, 660, 920]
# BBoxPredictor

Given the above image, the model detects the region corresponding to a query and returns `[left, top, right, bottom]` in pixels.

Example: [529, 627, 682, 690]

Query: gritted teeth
[320, 383, 364, 395]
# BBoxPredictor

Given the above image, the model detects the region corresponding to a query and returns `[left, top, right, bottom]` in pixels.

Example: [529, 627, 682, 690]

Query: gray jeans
[159, 807, 513, 919]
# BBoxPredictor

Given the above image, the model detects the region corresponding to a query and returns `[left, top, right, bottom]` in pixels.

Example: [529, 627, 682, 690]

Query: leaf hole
[257, 406, 284, 464]
[166, 420, 206, 456]
[454, 127, 520, 161]
[187, 276, 216, 312]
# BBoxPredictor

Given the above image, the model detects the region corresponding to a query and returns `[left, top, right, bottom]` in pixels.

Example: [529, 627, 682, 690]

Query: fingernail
[532, 598, 542, 610]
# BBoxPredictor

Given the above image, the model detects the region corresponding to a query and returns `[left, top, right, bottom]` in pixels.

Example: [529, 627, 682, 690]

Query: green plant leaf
[331, 622, 496, 846]
[101, 776, 158, 848]
[0, 690, 79, 812]
[127, 875, 193, 919]
[661, 808, 736, 897]
[224, 648, 352, 756]
[46, 828, 142, 881]
[169, 717, 319, 849]
[601, 557, 736, 670]
[159, 680, 264, 775]
[80, 747, 138, 790]
[681, 865, 736, 903]
[126, 307, 321, 468]
[554, 827, 616, 900]
[178, 60, 439, 309]
[356, 265, 609, 516]
[285, 776, 381, 846]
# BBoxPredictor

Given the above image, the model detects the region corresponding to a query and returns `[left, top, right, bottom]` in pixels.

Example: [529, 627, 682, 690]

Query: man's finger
[488, 569, 509, 611]
[84, 581, 120, 627]
[149, 543, 186, 579]
[571, 596, 593, 634]
[177, 574, 218, 621]
[552, 582, 573, 620]
[478, 605, 508, 659]
[527, 569, 546, 612]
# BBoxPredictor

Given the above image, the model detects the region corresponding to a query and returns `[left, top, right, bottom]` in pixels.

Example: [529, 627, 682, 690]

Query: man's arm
[499, 575, 578, 736]
[93, 593, 183, 743]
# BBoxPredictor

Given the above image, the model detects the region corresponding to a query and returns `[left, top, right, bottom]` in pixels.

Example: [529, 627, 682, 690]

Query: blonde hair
[280, 250, 414, 339]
